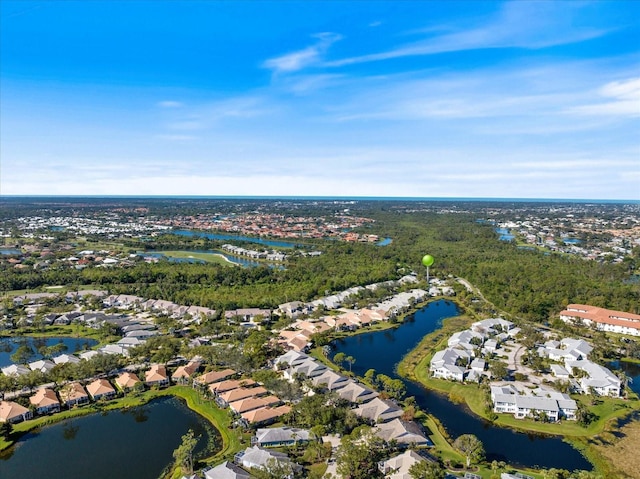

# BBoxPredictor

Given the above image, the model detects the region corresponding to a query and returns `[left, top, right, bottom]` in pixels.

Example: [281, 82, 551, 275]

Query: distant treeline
[2, 211, 638, 319]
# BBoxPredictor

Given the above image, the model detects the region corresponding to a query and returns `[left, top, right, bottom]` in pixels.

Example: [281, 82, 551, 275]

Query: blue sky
[1, 1, 639, 199]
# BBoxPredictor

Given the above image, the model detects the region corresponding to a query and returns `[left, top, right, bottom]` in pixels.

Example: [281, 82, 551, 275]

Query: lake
[172, 229, 304, 248]
[609, 360, 640, 395]
[333, 300, 592, 470]
[0, 337, 99, 368]
[0, 396, 219, 479]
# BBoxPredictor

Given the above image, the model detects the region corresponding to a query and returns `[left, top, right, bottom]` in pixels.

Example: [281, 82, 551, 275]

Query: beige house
[115, 372, 142, 392]
[145, 364, 170, 387]
[0, 400, 33, 423]
[59, 382, 90, 407]
[87, 379, 117, 401]
[30, 388, 61, 415]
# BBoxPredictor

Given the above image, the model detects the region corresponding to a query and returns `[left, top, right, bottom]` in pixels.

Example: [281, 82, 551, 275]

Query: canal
[0, 396, 219, 479]
[334, 300, 592, 470]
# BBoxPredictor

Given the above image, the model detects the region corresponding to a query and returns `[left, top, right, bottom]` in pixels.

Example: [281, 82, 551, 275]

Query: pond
[0, 337, 99, 368]
[0, 396, 220, 479]
[333, 300, 592, 470]
[495, 227, 515, 241]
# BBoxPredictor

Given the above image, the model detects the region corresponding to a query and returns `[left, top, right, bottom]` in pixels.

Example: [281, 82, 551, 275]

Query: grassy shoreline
[0, 385, 246, 470]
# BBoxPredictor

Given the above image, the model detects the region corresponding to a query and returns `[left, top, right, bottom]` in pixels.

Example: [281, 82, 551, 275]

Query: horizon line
[1, 195, 638, 204]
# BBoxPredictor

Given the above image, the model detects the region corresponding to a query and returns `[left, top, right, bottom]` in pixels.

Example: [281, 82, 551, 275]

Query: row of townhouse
[0, 365, 175, 425]
[491, 385, 578, 422]
[276, 287, 436, 353]
[559, 304, 640, 337]
[104, 294, 217, 322]
[276, 275, 424, 319]
[221, 244, 288, 261]
[429, 318, 517, 382]
[190, 367, 291, 427]
[274, 350, 431, 448]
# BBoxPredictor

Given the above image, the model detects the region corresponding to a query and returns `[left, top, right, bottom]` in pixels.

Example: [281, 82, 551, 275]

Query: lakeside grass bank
[0, 385, 246, 471]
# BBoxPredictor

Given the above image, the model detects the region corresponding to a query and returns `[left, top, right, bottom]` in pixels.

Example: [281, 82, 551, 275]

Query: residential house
[310, 370, 349, 391]
[0, 400, 33, 423]
[193, 369, 236, 388]
[30, 388, 61, 414]
[86, 379, 117, 401]
[354, 397, 404, 424]
[251, 427, 312, 448]
[145, 364, 170, 388]
[59, 382, 90, 407]
[172, 360, 202, 385]
[202, 461, 253, 479]
[209, 379, 257, 396]
[374, 419, 430, 447]
[229, 395, 281, 415]
[335, 381, 379, 403]
[378, 450, 432, 479]
[115, 372, 142, 392]
[240, 405, 292, 427]
[218, 386, 268, 407]
[234, 446, 293, 474]
[1, 364, 30, 377]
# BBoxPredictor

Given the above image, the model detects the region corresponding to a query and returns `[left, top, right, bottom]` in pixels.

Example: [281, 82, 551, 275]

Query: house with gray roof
[374, 419, 430, 447]
[202, 461, 253, 479]
[252, 427, 312, 448]
[354, 397, 404, 424]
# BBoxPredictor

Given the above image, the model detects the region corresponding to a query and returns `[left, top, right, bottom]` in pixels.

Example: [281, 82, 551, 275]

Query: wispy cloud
[326, 2, 610, 67]
[157, 100, 183, 108]
[263, 32, 342, 74]
[565, 77, 640, 118]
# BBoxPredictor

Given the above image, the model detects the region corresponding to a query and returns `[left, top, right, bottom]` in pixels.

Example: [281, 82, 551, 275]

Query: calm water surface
[0, 397, 219, 479]
[334, 300, 591, 470]
[172, 229, 303, 248]
[0, 337, 98, 368]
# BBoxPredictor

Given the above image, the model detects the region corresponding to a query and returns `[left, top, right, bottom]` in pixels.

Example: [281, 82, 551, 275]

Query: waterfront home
[53, 354, 81, 365]
[59, 382, 90, 407]
[566, 360, 621, 397]
[429, 348, 470, 381]
[309, 370, 349, 391]
[87, 379, 117, 401]
[202, 461, 253, 479]
[240, 405, 292, 427]
[115, 371, 142, 392]
[229, 395, 281, 414]
[281, 358, 327, 381]
[374, 418, 430, 447]
[193, 368, 236, 387]
[172, 359, 202, 385]
[145, 364, 170, 388]
[28, 359, 57, 374]
[354, 397, 404, 424]
[0, 400, 33, 423]
[490, 385, 577, 421]
[251, 427, 312, 448]
[30, 388, 61, 414]
[378, 450, 432, 479]
[335, 381, 379, 403]
[1, 364, 30, 376]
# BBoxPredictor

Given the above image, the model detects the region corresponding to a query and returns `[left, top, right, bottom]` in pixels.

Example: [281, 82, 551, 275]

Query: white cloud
[263, 32, 342, 74]
[566, 77, 640, 117]
[326, 3, 610, 68]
